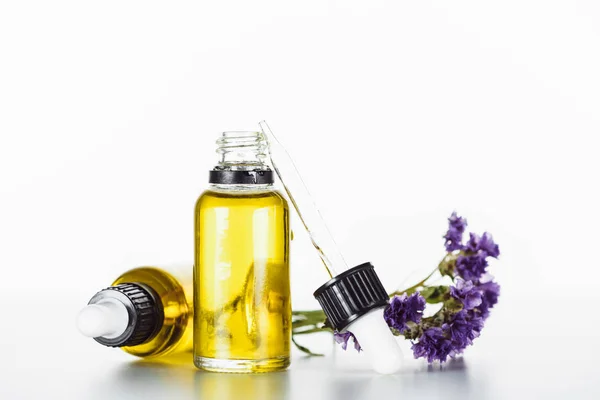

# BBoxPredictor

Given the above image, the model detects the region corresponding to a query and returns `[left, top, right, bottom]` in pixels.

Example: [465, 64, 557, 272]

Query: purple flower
[444, 212, 468, 252]
[408, 214, 501, 363]
[412, 327, 454, 363]
[334, 331, 361, 352]
[443, 310, 484, 354]
[465, 232, 500, 258]
[450, 279, 483, 310]
[384, 293, 426, 333]
[477, 280, 501, 319]
[456, 253, 488, 281]
[412, 310, 485, 363]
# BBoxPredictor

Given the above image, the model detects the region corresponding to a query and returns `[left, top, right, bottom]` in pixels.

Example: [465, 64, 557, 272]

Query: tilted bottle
[77, 266, 193, 358]
[194, 131, 291, 373]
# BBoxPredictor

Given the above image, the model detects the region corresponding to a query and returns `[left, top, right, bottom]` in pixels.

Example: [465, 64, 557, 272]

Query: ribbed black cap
[209, 169, 274, 184]
[313, 262, 389, 331]
[91, 283, 163, 348]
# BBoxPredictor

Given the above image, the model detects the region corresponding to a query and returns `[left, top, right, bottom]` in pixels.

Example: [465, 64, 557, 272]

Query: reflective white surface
[1, 289, 597, 399]
[3, 338, 596, 399]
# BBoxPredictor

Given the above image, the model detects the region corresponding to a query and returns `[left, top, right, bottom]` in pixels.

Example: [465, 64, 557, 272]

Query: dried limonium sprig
[291, 212, 501, 363]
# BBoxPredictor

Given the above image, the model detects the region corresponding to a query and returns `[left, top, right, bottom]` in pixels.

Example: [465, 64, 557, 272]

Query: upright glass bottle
[194, 131, 291, 373]
[77, 266, 193, 358]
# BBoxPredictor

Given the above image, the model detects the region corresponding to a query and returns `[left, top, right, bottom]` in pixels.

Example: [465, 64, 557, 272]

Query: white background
[1, 1, 599, 399]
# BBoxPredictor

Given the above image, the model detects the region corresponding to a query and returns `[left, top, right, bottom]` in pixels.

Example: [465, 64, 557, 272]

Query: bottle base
[194, 355, 290, 373]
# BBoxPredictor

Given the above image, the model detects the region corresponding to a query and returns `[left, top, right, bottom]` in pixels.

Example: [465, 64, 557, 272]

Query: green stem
[293, 327, 329, 335]
[292, 310, 326, 316]
[291, 336, 324, 357]
[389, 266, 438, 297]
[292, 317, 318, 324]
[388, 253, 456, 297]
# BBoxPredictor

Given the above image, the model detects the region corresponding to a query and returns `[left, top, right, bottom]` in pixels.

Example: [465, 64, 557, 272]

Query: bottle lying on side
[77, 266, 192, 358]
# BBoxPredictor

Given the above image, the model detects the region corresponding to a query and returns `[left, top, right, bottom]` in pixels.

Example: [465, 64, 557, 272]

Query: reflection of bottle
[77, 266, 193, 358]
[195, 368, 290, 399]
[194, 131, 291, 373]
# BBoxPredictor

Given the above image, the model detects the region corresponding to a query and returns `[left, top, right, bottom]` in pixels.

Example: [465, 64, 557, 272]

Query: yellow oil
[194, 188, 291, 373]
[113, 266, 193, 358]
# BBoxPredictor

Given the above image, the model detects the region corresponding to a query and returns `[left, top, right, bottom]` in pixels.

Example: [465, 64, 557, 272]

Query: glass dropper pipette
[258, 121, 347, 279]
[259, 121, 403, 374]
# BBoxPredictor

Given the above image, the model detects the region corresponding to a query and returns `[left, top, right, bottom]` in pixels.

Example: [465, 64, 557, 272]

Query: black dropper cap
[89, 283, 163, 347]
[313, 262, 389, 331]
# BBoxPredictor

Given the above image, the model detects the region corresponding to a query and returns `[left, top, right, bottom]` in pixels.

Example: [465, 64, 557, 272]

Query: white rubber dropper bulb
[346, 307, 403, 374]
[76, 298, 129, 339]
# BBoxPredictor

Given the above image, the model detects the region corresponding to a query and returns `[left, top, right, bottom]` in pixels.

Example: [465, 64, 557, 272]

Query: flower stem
[388, 253, 456, 297]
[389, 266, 438, 297]
[291, 335, 324, 356]
[293, 327, 329, 335]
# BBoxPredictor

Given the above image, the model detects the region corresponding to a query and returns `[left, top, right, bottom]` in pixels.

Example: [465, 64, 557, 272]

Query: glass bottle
[77, 266, 193, 358]
[194, 131, 291, 373]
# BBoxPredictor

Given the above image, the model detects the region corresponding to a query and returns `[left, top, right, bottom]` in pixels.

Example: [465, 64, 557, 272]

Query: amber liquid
[194, 188, 291, 372]
[113, 266, 193, 358]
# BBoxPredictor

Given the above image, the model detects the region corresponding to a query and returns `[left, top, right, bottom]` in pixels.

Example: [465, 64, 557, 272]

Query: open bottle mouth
[216, 131, 268, 167]
[210, 130, 272, 183]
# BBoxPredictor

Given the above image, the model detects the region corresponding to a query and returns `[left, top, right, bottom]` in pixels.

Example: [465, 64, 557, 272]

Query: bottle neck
[215, 131, 270, 171]
[210, 131, 274, 185]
